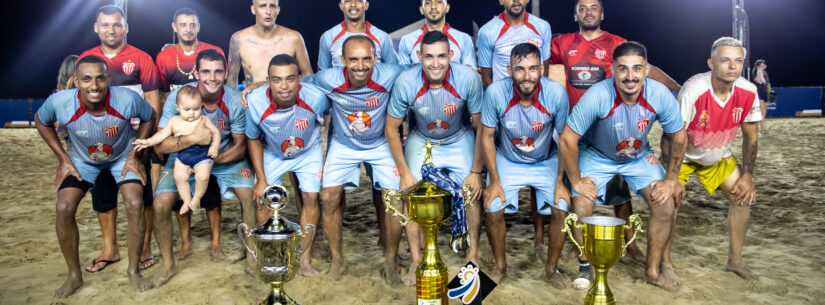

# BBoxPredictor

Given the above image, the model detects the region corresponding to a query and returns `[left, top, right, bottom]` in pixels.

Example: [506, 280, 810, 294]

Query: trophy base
[260, 282, 299, 305]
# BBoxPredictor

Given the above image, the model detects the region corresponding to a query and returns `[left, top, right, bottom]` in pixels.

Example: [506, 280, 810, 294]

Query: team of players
[37, 0, 762, 298]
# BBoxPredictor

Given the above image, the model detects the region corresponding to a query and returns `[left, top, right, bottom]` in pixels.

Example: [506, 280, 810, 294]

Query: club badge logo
[280, 136, 305, 158]
[104, 125, 119, 138]
[443, 103, 457, 116]
[295, 118, 309, 131]
[122, 61, 136, 75]
[347, 111, 372, 134]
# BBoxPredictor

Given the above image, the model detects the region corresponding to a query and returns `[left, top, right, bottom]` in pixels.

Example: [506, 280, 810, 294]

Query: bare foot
[489, 268, 507, 284]
[381, 263, 402, 286]
[646, 273, 680, 292]
[328, 258, 347, 281]
[299, 258, 321, 277]
[210, 248, 226, 262]
[401, 264, 417, 287]
[725, 261, 757, 281]
[54, 274, 83, 298]
[176, 243, 192, 260]
[660, 264, 681, 286]
[128, 272, 154, 292]
[154, 264, 178, 287]
[533, 242, 547, 264]
[544, 268, 570, 289]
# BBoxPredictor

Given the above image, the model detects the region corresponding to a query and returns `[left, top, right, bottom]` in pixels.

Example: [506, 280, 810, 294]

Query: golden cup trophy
[385, 142, 454, 305]
[238, 185, 302, 305]
[562, 214, 643, 305]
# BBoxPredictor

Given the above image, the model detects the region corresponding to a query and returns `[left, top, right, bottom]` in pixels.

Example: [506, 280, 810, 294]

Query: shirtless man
[227, 0, 313, 89]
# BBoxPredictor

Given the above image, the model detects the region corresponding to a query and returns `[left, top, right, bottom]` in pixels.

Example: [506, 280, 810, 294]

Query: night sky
[1, 0, 823, 98]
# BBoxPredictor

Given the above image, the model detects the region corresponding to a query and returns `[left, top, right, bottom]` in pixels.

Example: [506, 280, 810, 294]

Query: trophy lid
[253, 216, 297, 241]
[407, 180, 452, 200]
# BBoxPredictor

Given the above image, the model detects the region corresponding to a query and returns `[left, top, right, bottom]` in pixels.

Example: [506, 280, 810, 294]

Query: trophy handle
[383, 189, 410, 226]
[237, 223, 257, 261]
[562, 214, 584, 256]
[621, 214, 645, 257]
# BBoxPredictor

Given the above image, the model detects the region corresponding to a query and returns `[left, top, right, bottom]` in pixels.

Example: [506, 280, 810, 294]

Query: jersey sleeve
[131, 92, 154, 122]
[654, 88, 684, 134]
[155, 53, 171, 92]
[743, 83, 763, 122]
[396, 38, 413, 66]
[229, 94, 247, 134]
[550, 36, 563, 65]
[677, 83, 697, 125]
[465, 71, 484, 114]
[553, 87, 571, 138]
[388, 72, 414, 119]
[36, 94, 59, 125]
[244, 106, 261, 140]
[380, 33, 399, 65]
[566, 89, 604, 136]
[158, 91, 178, 129]
[480, 85, 502, 128]
[138, 53, 160, 92]
[539, 23, 553, 62]
[476, 27, 494, 69]
[317, 33, 332, 70]
[459, 35, 478, 69]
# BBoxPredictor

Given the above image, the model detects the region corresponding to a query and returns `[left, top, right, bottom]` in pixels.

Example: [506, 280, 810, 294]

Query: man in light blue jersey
[477, 0, 552, 87]
[559, 41, 687, 291]
[397, 0, 476, 68]
[35, 56, 155, 297]
[151, 50, 257, 285]
[246, 54, 330, 277]
[386, 31, 484, 285]
[311, 36, 404, 281]
[318, 0, 398, 70]
[480, 43, 570, 283]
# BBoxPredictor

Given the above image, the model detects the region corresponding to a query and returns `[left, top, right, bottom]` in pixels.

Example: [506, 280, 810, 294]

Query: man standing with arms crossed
[311, 36, 403, 282]
[79, 5, 162, 274]
[386, 32, 484, 285]
[674, 37, 761, 280]
[156, 8, 225, 93]
[318, 0, 398, 70]
[36, 56, 155, 297]
[559, 41, 687, 291]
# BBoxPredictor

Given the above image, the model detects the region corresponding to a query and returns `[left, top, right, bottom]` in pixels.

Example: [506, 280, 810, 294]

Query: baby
[134, 86, 221, 214]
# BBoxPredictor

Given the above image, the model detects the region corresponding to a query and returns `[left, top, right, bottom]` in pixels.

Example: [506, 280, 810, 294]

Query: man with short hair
[311, 36, 403, 281]
[35, 55, 155, 297]
[318, 0, 398, 70]
[477, 0, 552, 87]
[246, 54, 331, 277]
[156, 8, 225, 93]
[480, 43, 569, 283]
[675, 37, 761, 280]
[152, 50, 256, 285]
[559, 41, 687, 291]
[386, 31, 484, 285]
[78, 5, 161, 274]
[228, 0, 313, 88]
[397, 0, 476, 68]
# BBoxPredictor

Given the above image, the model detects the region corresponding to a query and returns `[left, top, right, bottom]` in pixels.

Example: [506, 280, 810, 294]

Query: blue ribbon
[421, 163, 468, 243]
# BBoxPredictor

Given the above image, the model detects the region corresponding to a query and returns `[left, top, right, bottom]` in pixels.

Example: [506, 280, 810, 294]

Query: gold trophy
[385, 141, 453, 305]
[238, 185, 302, 305]
[562, 214, 643, 305]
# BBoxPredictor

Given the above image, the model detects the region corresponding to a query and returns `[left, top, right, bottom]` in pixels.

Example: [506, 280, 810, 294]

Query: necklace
[175, 42, 198, 80]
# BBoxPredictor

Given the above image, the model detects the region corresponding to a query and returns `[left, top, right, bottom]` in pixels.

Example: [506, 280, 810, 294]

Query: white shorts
[263, 145, 323, 193]
[486, 152, 561, 215]
[322, 139, 400, 190]
[404, 130, 475, 183]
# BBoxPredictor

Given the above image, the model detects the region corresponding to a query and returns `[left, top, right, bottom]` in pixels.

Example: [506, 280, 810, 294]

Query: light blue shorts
[322, 139, 399, 190]
[73, 156, 141, 185]
[486, 152, 560, 215]
[262, 145, 323, 193]
[573, 149, 664, 205]
[156, 153, 255, 199]
[404, 130, 475, 183]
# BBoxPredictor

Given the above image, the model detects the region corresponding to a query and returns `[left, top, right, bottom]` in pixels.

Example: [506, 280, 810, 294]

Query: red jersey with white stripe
[679, 72, 762, 166]
[79, 44, 160, 95]
[551, 31, 626, 106]
[155, 42, 224, 92]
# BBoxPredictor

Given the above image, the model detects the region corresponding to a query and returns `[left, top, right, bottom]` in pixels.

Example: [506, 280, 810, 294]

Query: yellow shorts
[678, 157, 738, 195]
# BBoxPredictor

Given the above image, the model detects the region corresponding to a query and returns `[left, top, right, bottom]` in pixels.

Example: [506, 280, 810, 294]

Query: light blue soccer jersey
[397, 24, 476, 68]
[37, 87, 153, 164]
[318, 21, 398, 70]
[477, 13, 552, 82]
[159, 84, 246, 152]
[245, 83, 329, 159]
[388, 63, 482, 144]
[481, 77, 569, 164]
[567, 78, 683, 163]
[311, 63, 403, 150]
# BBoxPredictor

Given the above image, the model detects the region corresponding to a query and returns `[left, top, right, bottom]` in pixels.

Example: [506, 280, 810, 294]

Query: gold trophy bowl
[385, 180, 452, 305]
[238, 185, 302, 305]
[562, 214, 643, 305]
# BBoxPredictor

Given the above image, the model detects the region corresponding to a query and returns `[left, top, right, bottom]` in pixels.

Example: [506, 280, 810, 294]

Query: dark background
[1, 0, 823, 98]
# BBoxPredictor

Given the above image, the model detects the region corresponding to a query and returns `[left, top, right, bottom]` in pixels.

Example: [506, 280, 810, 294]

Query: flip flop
[139, 255, 157, 271]
[85, 257, 121, 273]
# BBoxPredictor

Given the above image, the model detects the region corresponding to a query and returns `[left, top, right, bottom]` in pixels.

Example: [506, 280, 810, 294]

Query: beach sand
[1, 118, 823, 305]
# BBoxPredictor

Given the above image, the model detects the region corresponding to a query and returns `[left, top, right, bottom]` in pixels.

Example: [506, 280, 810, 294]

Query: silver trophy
[238, 185, 302, 305]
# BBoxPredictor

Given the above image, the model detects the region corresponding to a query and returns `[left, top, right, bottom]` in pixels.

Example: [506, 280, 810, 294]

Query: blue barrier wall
[0, 99, 45, 126]
[769, 87, 823, 118]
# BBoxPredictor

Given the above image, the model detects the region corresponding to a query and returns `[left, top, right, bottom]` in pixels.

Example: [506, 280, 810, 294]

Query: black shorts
[90, 160, 154, 213]
[604, 176, 632, 206]
[171, 174, 223, 212]
[58, 175, 94, 192]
